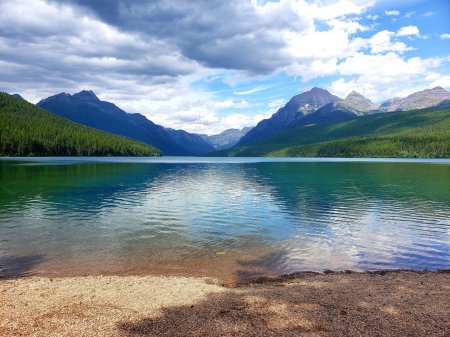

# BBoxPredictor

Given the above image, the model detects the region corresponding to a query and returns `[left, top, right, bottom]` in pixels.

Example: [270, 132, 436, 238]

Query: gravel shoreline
[1, 271, 449, 336]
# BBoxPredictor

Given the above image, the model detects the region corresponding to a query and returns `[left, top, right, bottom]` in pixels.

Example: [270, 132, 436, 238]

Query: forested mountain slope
[0, 93, 161, 156]
[217, 107, 450, 158]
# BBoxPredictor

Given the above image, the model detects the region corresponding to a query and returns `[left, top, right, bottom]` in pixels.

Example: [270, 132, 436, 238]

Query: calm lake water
[1, 157, 449, 283]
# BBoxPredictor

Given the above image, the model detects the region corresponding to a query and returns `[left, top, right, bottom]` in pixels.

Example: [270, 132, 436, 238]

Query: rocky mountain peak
[346, 91, 365, 99]
[73, 90, 99, 102]
[379, 86, 450, 112]
[290, 87, 340, 105]
[309, 87, 329, 94]
[237, 88, 341, 146]
[336, 91, 377, 114]
[284, 87, 341, 116]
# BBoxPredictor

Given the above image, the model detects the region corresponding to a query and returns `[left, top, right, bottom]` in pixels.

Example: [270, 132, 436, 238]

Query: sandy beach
[1, 270, 449, 336]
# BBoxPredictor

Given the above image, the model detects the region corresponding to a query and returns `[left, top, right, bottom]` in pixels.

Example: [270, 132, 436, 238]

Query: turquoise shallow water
[1, 157, 449, 281]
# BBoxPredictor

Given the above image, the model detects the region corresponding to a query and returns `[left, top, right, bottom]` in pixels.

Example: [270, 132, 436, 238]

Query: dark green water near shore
[1, 157, 449, 281]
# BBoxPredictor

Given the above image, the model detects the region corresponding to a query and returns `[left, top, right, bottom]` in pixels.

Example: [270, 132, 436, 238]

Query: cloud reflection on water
[0, 159, 449, 278]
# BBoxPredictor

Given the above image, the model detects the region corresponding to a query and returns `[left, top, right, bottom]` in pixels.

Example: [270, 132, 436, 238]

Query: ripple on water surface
[0, 158, 449, 282]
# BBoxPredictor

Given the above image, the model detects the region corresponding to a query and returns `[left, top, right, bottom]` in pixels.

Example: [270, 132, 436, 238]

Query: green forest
[0, 93, 161, 156]
[219, 107, 450, 158]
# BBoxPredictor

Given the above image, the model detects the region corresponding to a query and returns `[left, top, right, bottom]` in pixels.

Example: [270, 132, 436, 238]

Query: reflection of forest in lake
[1, 159, 449, 279]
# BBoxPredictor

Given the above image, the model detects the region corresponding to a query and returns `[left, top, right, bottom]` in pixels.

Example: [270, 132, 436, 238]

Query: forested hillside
[218, 107, 450, 158]
[37, 90, 189, 155]
[0, 93, 161, 156]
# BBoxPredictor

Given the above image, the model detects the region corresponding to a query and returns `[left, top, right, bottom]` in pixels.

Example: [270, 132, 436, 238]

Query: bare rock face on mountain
[338, 91, 378, 115]
[269, 87, 342, 125]
[238, 87, 340, 145]
[299, 91, 377, 125]
[379, 87, 450, 112]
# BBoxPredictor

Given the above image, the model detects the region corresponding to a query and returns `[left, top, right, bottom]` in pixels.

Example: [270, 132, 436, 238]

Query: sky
[1, 0, 449, 135]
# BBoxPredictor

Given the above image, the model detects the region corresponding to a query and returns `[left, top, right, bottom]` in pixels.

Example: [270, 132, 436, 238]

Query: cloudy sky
[1, 0, 449, 134]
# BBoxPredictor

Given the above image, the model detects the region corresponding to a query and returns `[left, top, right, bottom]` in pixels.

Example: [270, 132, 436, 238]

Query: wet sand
[1, 271, 449, 336]
[0, 249, 287, 287]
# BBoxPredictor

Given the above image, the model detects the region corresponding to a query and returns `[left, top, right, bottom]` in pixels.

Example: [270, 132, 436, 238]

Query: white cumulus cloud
[397, 26, 420, 37]
[329, 53, 444, 100]
[369, 30, 413, 54]
[1, 0, 449, 134]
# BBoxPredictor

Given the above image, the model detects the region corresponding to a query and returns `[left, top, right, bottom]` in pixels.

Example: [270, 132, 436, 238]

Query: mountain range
[239, 87, 340, 145]
[379, 87, 450, 112]
[237, 86, 450, 147]
[37, 91, 251, 155]
[37, 91, 189, 155]
[219, 106, 450, 158]
[199, 127, 253, 150]
[3, 85, 450, 157]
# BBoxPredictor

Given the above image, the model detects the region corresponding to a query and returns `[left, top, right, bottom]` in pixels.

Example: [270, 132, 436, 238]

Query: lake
[1, 157, 449, 283]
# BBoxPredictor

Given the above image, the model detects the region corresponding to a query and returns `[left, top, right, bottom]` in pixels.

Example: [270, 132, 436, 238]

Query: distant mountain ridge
[379, 87, 450, 112]
[163, 127, 215, 155]
[239, 87, 340, 145]
[199, 127, 252, 150]
[38, 90, 208, 155]
[237, 86, 450, 146]
[337, 91, 378, 114]
[305, 90, 378, 124]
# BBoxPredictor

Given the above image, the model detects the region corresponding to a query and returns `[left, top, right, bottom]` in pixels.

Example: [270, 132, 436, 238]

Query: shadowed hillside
[0, 93, 161, 156]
